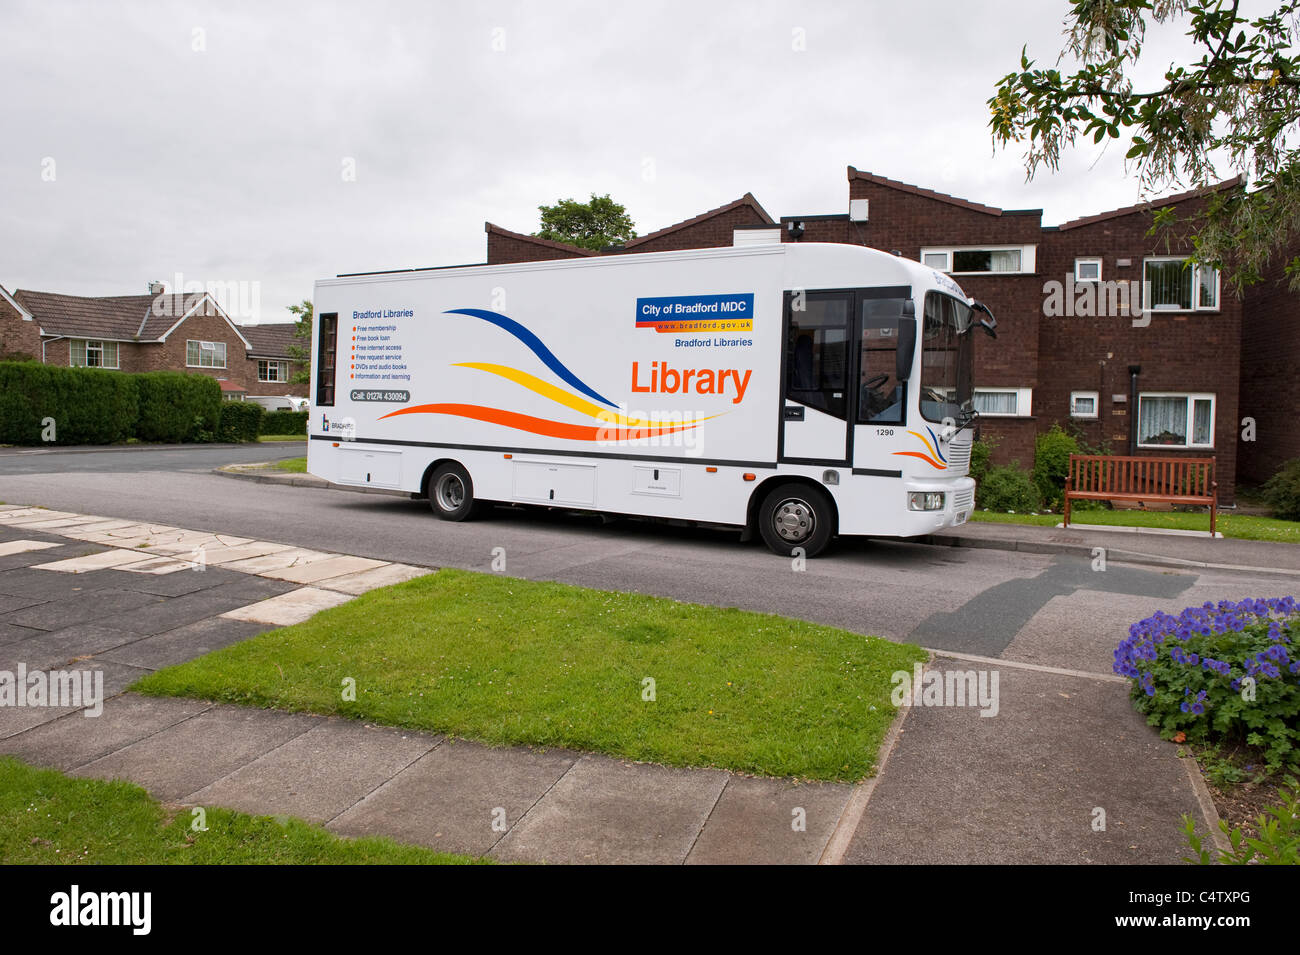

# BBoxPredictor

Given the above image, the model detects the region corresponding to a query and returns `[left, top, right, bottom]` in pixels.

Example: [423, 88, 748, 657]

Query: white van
[309, 242, 995, 556]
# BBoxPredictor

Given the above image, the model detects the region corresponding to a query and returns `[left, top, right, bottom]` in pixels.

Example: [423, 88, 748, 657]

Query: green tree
[535, 193, 637, 250]
[990, 0, 1300, 288]
[284, 299, 312, 385]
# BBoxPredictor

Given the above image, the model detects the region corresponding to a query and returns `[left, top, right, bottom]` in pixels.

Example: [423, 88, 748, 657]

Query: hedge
[261, 409, 308, 435]
[0, 361, 227, 445]
[0, 361, 139, 445]
[219, 401, 264, 443]
[134, 371, 221, 443]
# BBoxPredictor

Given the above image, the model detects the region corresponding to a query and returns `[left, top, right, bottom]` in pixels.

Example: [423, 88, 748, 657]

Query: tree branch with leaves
[990, 0, 1300, 287]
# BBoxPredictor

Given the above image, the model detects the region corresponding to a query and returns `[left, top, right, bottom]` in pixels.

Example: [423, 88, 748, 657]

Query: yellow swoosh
[454, 362, 723, 428]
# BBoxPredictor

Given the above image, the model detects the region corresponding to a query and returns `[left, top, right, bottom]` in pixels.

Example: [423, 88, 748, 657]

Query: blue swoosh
[445, 308, 616, 408]
[926, 425, 948, 464]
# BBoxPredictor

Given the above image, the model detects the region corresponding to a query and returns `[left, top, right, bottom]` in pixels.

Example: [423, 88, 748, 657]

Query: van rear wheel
[428, 463, 482, 521]
[758, 483, 833, 557]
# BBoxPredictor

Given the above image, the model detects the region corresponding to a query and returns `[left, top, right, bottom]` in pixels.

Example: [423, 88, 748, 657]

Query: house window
[1138, 393, 1215, 448]
[186, 339, 226, 368]
[69, 340, 119, 369]
[973, 388, 1031, 417]
[258, 359, 289, 383]
[1075, 258, 1102, 282]
[1070, 391, 1099, 418]
[920, 246, 1036, 275]
[1143, 259, 1219, 311]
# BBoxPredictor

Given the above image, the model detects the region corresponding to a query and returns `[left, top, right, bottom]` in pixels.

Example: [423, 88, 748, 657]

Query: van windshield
[919, 292, 974, 423]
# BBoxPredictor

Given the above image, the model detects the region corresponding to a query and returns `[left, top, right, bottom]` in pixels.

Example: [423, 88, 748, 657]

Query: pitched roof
[1053, 176, 1245, 230]
[846, 167, 1042, 218]
[621, 193, 774, 249]
[243, 322, 304, 359]
[484, 223, 600, 256]
[13, 289, 252, 348]
[0, 284, 33, 321]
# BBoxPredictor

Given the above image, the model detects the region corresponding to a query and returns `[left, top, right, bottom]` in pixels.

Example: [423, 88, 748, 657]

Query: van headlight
[908, 491, 945, 511]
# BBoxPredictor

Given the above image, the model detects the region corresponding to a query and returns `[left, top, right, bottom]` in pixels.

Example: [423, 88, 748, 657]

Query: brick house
[484, 168, 1284, 504]
[0, 284, 308, 399]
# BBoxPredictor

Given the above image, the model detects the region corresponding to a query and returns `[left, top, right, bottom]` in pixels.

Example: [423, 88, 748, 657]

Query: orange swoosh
[892, 450, 947, 469]
[379, 403, 697, 441]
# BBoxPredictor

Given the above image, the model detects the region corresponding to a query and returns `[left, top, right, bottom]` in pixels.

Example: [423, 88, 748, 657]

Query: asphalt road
[0, 443, 1285, 673]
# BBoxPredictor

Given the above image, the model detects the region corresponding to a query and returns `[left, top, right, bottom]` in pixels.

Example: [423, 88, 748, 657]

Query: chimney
[148, 280, 166, 295]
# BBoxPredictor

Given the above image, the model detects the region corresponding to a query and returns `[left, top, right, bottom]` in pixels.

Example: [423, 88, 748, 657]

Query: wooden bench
[1063, 454, 1217, 535]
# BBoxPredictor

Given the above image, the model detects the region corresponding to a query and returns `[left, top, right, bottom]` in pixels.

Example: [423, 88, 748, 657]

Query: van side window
[785, 295, 849, 420]
[858, 299, 904, 424]
[316, 312, 338, 407]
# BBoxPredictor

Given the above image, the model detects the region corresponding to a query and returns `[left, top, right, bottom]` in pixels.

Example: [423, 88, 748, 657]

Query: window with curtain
[952, 249, 1022, 273]
[69, 340, 118, 368]
[973, 391, 1019, 415]
[1138, 394, 1214, 447]
[1143, 259, 1219, 310]
[187, 339, 226, 368]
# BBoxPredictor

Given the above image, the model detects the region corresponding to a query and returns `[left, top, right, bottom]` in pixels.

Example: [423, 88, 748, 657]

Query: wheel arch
[745, 474, 840, 537]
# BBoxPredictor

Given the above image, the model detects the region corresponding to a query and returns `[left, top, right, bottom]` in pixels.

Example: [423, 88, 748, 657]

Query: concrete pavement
[1, 503, 1263, 864]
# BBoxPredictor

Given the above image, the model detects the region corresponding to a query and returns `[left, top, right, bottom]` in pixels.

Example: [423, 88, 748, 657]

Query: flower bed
[1114, 598, 1300, 772]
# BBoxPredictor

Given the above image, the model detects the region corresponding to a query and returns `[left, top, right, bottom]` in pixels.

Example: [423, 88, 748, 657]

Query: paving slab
[0, 622, 44, 648]
[0, 540, 62, 557]
[199, 541, 296, 565]
[1, 695, 211, 771]
[7, 623, 142, 668]
[265, 554, 389, 584]
[220, 586, 353, 626]
[96, 577, 296, 635]
[329, 739, 577, 856]
[685, 776, 852, 865]
[133, 533, 255, 556]
[0, 510, 80, 525]
[32, 549, 159, 574]
[491, 755, 729, 865]
[183, 719, 437, 822]
[841, 662, 1205, 864]
[91, 565, 236, 598]
[112, 555, 192, 575]
[217, 548, 338, 576]
[74, 702, 321, 801]
[97, 617, 269, 670]
[0, 592, 52, 615]
[317, 562, 433, 595]
[59, 519, 142, 540]
[4, 587, 162, 631]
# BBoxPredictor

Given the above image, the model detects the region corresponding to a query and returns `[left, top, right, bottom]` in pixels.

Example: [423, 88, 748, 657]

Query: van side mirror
[895, 317, 917, 381]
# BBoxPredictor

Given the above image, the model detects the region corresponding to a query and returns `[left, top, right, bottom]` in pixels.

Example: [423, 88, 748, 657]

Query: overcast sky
[0, 0, 1258, 323]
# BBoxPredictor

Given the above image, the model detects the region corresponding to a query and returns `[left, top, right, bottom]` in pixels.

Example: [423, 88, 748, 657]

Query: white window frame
[69, 339, 119, 369]
[1069, 390, 1100, 419]
[1074, 258, 1102, 283]
[1137, 392, 1215, 449]
[920, 245, 1037, 275]
[972, 387, 1033, 418]
[258, 359, 289, 383]
[186, 339, 227, 369]
[1142, 257, 1220, 313]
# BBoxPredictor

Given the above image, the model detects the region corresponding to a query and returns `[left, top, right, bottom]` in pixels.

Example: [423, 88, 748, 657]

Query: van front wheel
[428, 463, 482, 521]
[758, 483, 833, 557]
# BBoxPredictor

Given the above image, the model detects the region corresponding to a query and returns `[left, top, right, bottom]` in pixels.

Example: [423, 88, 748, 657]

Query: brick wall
[622, 205, 772, 254]
[0, 297, 41, 359]
[1238, 252, 1299, 485]
[486, 225, 595, 265]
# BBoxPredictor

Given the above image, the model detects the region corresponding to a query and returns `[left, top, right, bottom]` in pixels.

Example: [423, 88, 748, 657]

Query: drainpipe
[1127, 364, 1141, 455]
[41, 336, 65, 365]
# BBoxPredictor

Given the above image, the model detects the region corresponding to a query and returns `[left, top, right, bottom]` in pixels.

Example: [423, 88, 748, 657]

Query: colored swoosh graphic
[445, 308, 617, 408]
[891, 428, 949, 470]
[379, 403, 697, 441]
[453, 362, 721, 429]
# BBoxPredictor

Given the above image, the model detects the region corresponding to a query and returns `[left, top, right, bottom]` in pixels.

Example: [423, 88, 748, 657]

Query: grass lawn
[257, 434, 307, 443]
[970, 508, 1300, 543]
[133, 569, 925, 781]
[270, 455, 307, 472]
[0, 757, 482, 864]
